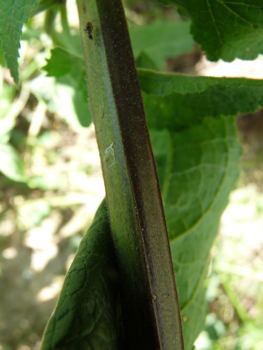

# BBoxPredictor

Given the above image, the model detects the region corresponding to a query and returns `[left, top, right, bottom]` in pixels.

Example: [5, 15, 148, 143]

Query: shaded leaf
[40, 200, 120, 350]
[135, 52, 159, 70]
[150, 116, 241, 349]
[158, 0, 263, 61]
[40, 116, 241, 350]
[129, 21, 195, 70]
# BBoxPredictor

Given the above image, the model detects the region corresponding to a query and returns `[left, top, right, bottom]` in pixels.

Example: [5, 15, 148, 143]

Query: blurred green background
[1, 0, 263, 349]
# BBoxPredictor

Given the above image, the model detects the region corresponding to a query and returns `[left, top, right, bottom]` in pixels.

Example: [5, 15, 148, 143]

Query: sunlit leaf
[158, 0, 263, 61]
[0, 143, 26, 181]
[137, 69, 263, 132]
[0, 0, 39, 83]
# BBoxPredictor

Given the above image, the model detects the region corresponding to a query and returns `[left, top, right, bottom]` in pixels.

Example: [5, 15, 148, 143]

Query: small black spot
[84, 21, 93, 40]
[82, 1, 86, 13]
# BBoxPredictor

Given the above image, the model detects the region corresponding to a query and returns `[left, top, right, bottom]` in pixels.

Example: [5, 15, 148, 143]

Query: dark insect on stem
[84, 21, 93, 40]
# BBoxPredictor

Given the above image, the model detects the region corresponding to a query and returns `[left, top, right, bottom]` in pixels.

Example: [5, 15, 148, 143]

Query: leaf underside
[40, 200, 120, 350]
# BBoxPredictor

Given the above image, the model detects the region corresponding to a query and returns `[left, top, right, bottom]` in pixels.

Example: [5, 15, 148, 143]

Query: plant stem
[30, 0, 63, 17]
[77, 0, 184, 348]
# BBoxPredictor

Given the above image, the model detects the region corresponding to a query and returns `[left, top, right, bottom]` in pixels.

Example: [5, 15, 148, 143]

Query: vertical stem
[77, 0, 184, 348]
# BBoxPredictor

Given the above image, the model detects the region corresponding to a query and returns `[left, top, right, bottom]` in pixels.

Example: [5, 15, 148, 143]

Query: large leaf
[129, 21, 195, 70]
[40, 200, 120, 350]
[137, 69, 263, 132]
[150, 116, 241, 349]
[40, 116, 241, 350]
[158, 0, 263, 62]
[0, 0, 39, 84]
[138, 69, 263, 96]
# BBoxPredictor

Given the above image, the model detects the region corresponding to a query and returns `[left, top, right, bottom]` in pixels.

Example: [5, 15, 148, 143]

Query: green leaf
[0, 0, 39, 84]
[0, 143, 26, 182]
[31, 49, 91, 128]
[50, 31, 84, 59]
[135, 52, 159, 70]
[157, 0, 263, 62]
[0, 116, 15, 143]
[40, 200, 120, 350]
[150, 116, 242, 349]
[129, 21, 195, 70]
[138, 69, 263, 96]
[18, 200, 51, 229]
[44, 48, 80, 77]
[40, 116, 241, 350]
[0, 81, 16, 142]
[137, 69, 263, 132]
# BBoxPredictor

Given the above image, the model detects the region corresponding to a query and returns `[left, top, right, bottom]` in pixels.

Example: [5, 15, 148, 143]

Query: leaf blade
[129, 21, 195, 70]
[40, 200, 120, 350]
[32, 57, 91, 128]
[157, 0, 263, 61]
[137, 69, 263, 132]
[151, 116, 242, 349]
[0, 143, 26, 182]
[0, 0, 39, 83]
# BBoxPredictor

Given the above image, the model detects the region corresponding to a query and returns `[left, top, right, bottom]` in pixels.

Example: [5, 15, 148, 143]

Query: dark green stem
[44, 5, 59, 36]
[77, 0, 184, 348]
[59, 2, 71, 39]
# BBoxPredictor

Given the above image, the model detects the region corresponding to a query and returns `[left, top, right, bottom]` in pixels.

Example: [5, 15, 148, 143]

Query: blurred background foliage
[0, 0, 263, 349]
